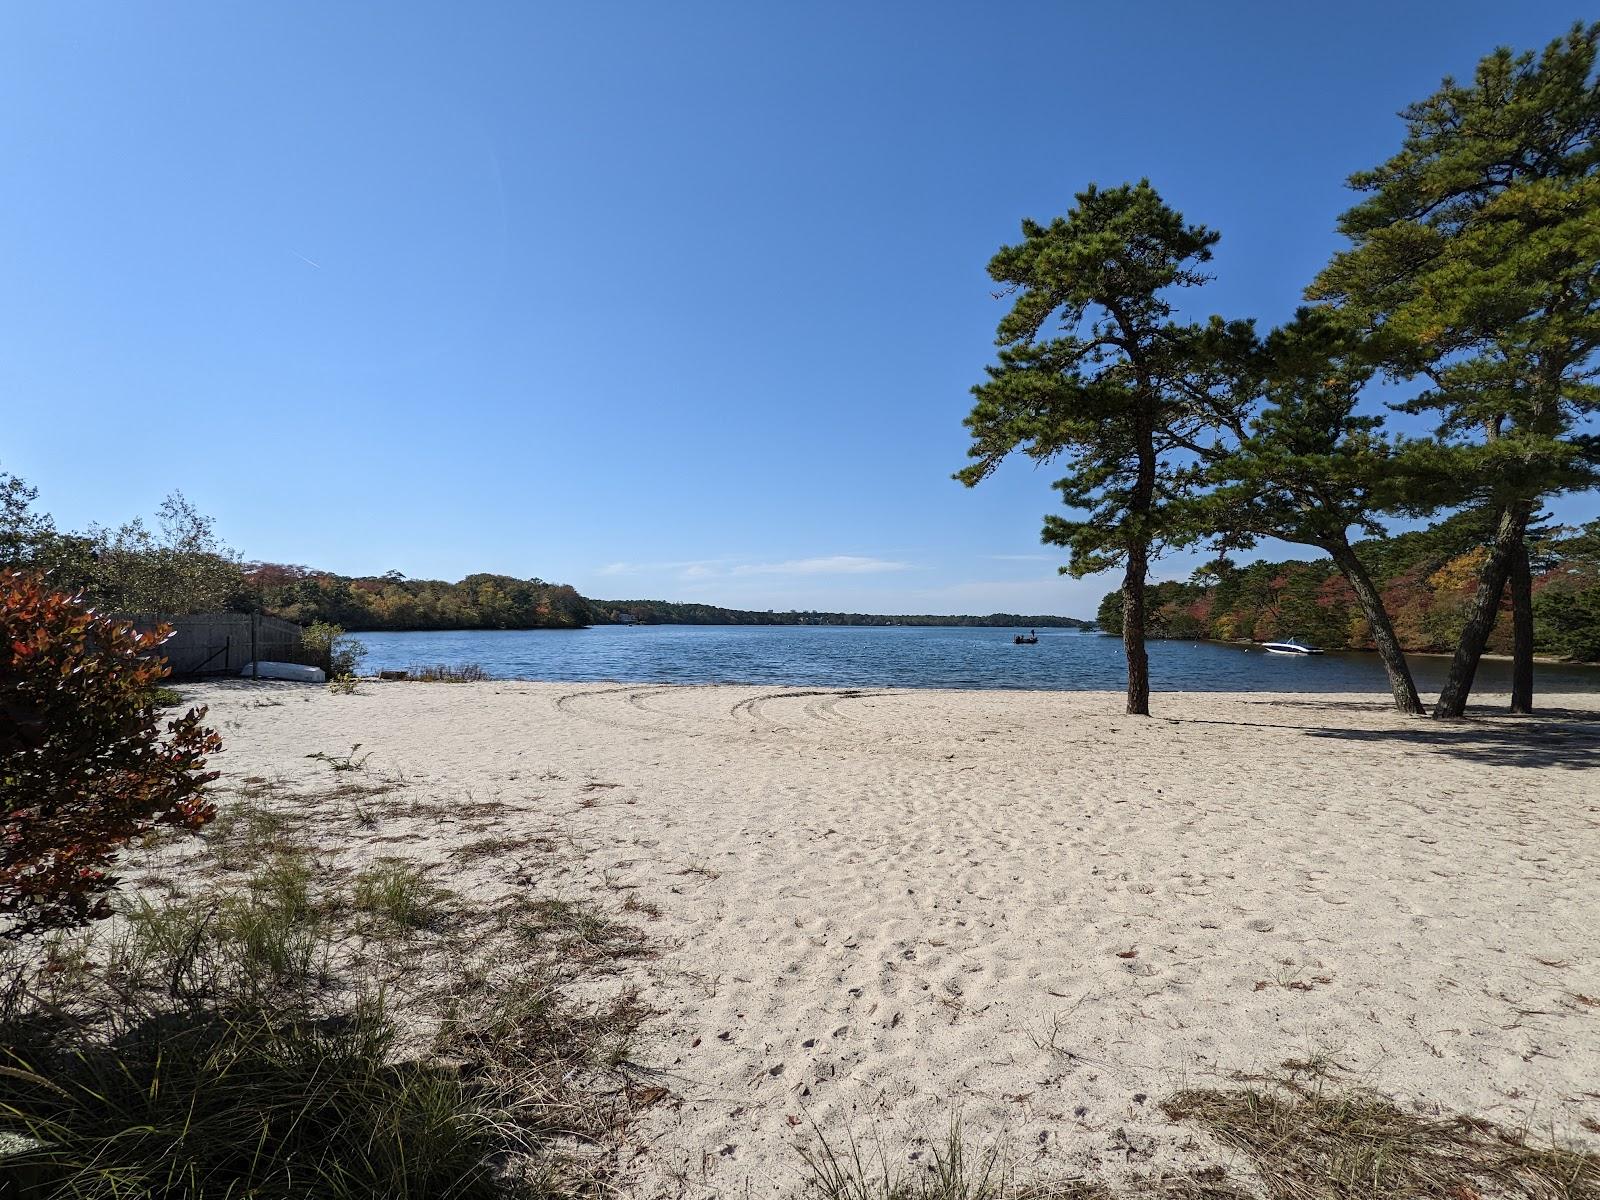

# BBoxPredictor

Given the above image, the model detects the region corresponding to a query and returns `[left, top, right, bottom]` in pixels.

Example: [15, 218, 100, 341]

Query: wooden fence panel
[118, 613, 326, 678]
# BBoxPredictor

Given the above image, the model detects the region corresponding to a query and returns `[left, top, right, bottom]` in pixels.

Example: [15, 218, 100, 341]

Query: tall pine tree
[1311, 23, 1600, 717]
[958, 182, 1244, 715]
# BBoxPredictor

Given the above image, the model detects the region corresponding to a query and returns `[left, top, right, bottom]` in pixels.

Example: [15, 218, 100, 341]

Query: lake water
[351, 625, 1600, 694]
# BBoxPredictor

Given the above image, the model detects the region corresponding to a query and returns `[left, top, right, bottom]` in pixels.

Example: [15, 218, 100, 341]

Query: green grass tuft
[800, 1119, 1023, 1200]
[353, 861, 450, 930]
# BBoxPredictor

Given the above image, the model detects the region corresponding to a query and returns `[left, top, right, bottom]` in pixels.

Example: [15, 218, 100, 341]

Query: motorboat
[1259, 639, 1323, 655]
[1013, 632, 1039, 645]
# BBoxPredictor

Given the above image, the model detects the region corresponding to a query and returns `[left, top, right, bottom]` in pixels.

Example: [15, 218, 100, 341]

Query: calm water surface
[352, 625, 1600, 694]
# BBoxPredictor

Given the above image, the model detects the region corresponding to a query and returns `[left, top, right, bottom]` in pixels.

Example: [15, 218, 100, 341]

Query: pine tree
[1310, 23, 1600, 717]
[957, 182, 1246, 715]
[1199, 310, 1437, 714]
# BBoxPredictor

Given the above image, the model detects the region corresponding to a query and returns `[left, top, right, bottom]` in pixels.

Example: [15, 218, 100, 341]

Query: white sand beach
[177, 680, 1600, 1196]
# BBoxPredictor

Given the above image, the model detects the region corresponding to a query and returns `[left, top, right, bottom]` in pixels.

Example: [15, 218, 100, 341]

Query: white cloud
[597, 558, 726, 578]
[729, 555, 910, 577]
[594, 554, 911, 581]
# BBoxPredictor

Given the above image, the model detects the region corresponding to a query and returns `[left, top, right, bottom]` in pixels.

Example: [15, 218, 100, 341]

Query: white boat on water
[1259, 639, 1324, 656]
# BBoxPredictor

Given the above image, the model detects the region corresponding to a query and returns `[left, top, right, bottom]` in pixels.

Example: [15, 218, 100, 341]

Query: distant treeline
[1097, 514, 1600, 662]
[24, 470, 1599, 660]
[593, 600, 1087, 628]
[246, 566, 1090, 631]
[1, 474, 1092, 633]
[243, 564, 596, 631]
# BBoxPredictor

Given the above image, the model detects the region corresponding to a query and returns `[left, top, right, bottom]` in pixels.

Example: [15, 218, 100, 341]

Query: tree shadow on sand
[1179, 703, 1600, 770]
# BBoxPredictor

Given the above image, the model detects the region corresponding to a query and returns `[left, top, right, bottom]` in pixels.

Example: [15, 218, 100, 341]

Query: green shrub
[301, 620, 367, 678]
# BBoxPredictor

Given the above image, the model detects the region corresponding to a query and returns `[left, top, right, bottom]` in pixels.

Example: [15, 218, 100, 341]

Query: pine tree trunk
[1122, 542, 1150, 716]
[1433, 503, 1531, 719]
[1509, 538, 1534, 715]
[1329, 542, 1425, 716]
[1123, 415, 1156, 718]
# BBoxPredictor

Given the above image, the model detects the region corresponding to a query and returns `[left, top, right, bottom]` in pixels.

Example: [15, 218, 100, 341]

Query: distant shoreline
[349, 619, 1097, 634]
[1166, 635, 1599, 668]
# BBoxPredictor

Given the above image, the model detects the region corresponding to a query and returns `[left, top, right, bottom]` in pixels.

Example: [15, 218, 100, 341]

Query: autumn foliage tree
[1, 572, 220, 938]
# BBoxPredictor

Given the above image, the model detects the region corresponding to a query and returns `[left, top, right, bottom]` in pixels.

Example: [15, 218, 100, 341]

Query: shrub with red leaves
[1, 570, 220, 938]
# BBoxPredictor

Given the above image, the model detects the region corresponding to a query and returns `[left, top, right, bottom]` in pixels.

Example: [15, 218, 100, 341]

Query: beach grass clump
[408, 662, 490, 683]
[0, 818, 654, 1196]
[793, 1120, 1243, 1200]
[800, 1120, 1024, 1200]
[0, 1003, 501, 1199]
[199, 793, 313, 877]
[0, 878, 509, 1198]
[438, 966, 652, 1132]
[1162, 1085, 1600, 1200]
[798, 1086, 1599, 1200]
[512, 896, 650, 965]
[352, 860, 451, 930]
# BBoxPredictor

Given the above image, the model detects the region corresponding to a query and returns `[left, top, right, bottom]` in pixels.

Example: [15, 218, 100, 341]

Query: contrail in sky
[293, 251, 321, 268]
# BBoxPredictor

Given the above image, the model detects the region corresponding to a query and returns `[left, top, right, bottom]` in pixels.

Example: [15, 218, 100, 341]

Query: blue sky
[3, 3, 1595, 618]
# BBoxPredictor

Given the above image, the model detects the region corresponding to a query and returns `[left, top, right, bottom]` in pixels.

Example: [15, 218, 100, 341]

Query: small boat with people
[1259, 638, 1324, 655]
[1013, 630, 1039, 645]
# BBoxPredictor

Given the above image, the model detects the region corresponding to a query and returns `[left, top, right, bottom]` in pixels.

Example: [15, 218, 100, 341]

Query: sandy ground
[179, 680, 1600, 1196]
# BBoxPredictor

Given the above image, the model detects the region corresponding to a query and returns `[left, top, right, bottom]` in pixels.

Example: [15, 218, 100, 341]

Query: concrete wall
[120, 612, 325, 678]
